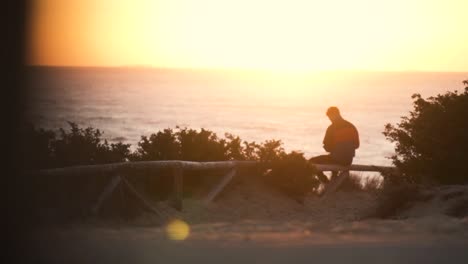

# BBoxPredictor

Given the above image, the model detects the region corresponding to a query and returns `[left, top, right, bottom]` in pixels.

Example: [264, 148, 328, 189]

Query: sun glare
[165, 219, 190, 241]
[28, 0, 468, 71]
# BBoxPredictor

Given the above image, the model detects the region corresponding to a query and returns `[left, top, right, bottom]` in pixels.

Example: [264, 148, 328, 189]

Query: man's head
[326, 106, 341, 122]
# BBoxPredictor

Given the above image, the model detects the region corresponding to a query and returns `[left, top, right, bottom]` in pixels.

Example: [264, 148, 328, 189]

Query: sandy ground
[28, 177, 468, 263]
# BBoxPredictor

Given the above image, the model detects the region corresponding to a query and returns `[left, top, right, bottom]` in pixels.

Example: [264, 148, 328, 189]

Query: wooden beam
[91, 174, 121, 215]
[31, 160, 257, 177]
[171, 166, 183, 211]
[312, 164, 396, 172]
[203, 168, 237, 204]
[120, 176, 164, 217]
[29, 160, 396, 178]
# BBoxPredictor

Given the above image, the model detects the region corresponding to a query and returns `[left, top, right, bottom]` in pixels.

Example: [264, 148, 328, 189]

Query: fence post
[171, 165, 183, 211]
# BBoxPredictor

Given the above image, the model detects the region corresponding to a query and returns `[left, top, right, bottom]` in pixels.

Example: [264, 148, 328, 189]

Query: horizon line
[25, 64, 468, 74]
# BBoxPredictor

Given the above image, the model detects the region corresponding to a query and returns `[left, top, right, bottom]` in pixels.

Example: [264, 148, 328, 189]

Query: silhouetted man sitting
[309, 106, 360, 183]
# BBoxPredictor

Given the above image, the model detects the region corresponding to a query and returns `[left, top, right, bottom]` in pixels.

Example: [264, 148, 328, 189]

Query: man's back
[323, 117, 359, 165]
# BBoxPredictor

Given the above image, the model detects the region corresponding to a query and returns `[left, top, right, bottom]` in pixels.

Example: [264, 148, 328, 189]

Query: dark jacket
[323, 117, 359, 165]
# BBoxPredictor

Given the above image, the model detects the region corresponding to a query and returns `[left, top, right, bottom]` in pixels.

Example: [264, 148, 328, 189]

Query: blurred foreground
[29, 176, 468, 263]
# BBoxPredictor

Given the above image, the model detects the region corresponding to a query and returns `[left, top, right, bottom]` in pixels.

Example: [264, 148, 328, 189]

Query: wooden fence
[30, 160, 397, 215]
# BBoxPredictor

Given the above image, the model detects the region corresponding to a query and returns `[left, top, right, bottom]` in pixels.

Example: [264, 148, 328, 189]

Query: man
[310, 106, 359, 182]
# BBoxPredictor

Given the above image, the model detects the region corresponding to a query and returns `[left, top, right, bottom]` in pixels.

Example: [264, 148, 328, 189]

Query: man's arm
[353, 125, 360, 149]
[323, 126, 333, 152]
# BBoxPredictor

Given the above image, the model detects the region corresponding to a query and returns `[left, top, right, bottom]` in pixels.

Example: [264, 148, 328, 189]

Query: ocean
[25, 67, 468, 166]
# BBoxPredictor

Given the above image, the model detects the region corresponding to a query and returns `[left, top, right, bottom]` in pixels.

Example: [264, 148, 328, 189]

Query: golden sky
[27, 0, 468, 71]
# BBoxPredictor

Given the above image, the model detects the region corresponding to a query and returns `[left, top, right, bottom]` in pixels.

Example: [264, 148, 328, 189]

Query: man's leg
[308, 155, 335, 183]
[309, 154, 334, 164]
[331, 171, 339, 180]
[330, 157, 353, 180]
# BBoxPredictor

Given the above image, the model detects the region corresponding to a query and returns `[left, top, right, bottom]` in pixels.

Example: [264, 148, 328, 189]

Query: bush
[445, 197, 468, 218]
[339, 174, 365, 192]
[21, 122, 131, 168]
[383, 80, 468, 184]
[361, 176, 382, 192]
[20, 124, 55, 169]
[53, 122, 131, 167]
[132, 127, 321, 200]
[23, 123, 326, 209]
[371, 183, 422, 219]
[133, 127, 260, 161]
[132, 128, 180, 161]
[262, 151, 320, 203]
[178, 127, 227, 161]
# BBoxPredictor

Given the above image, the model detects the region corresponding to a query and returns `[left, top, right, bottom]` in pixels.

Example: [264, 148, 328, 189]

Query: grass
[369, 183, 422, 219]
[337, 173, 382, 193]
[445, 197, 468, 218]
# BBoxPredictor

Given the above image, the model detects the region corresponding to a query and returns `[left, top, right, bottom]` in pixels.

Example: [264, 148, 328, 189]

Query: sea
[25, 67, 468, 167]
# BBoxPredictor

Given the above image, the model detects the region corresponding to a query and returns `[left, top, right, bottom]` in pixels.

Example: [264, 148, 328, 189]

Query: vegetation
[445, 197, 468, 218]
[131, 127, 260, 162]
[21, 80, 468, 222]
[21, 122, 131, 169]
[338, 174, 381, 193]
[22, 122, 323, 207]
[370, 183, 422, 219]
[262, 151, 320, 203]
[383, 80, 468, 184]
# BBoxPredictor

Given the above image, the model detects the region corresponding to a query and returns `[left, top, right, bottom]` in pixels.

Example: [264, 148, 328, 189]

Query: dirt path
[31, 219, 468, 264]
[26, 178, 468, 263]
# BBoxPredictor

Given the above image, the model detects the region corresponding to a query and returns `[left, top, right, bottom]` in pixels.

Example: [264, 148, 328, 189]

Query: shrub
[224, 133, 248, 160]
[178, 127, 227, 161]
[53, 122, 131, 166]
[132, 127, 324, 202]
[133, 127, 259, 161]
[20, 124, 55, 169]
[339, 174, 365, 192]
[132, 128, 180, 161]
[23, 123, 325, 209]
[256, 139, 285, 163]
[445, 197, 468, 218]
[361, 176, 382, 192]
[262, 151, 320, 203]
[383, 80, 468, 184]
[371, 183, 421, 219]
[21, 122, 131, 168]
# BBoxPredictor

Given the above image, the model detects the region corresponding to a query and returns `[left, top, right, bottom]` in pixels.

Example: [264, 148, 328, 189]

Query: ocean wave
[110, 136, 127, 142]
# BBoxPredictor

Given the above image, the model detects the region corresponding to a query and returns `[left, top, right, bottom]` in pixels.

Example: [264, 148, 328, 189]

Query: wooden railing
[30, 160, 397, 214]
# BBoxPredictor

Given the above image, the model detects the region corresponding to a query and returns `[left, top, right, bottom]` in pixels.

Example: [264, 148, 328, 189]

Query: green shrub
[21, 122, 131, 168]
[132, 128, 180, 161]
[361, 176, 382, 192]
[20, 124, 55, 169]
[178, 127, 227, 161]
[262, 151, 320, 203]
[371, 183, 422, 219]
[23, 123, 325, 207]
[445, 197, 468, 218]
[256, 139, 284, 163]
[133, 127, 259, 161]
[339, 174, 365, 192]
[53, 122, 131, 166]
[383, 80, 468, 184]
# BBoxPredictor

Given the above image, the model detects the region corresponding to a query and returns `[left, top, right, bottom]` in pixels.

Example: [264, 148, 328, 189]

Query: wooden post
[171, 166, 183, 211]
[91, 174, 121, 215]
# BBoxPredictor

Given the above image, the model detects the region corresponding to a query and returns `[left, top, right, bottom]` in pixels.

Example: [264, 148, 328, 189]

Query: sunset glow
[28, 0, 468, 71]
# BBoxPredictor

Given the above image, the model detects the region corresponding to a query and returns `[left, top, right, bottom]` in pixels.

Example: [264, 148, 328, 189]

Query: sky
[27, 0, 468, 71]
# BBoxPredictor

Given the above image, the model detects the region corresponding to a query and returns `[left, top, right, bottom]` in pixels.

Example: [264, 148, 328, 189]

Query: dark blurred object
[2, 0, 35, 263]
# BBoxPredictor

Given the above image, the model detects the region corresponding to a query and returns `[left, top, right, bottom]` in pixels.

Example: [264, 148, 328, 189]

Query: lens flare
[165, 219, 190, 241]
